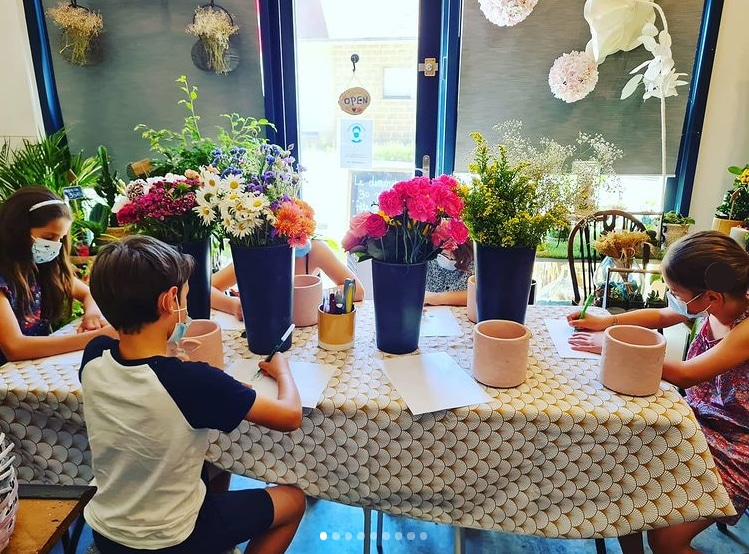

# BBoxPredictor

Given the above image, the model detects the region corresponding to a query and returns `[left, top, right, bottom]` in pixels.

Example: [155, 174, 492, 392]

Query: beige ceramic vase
[711, 217, 743, 235]
[599, 325, 666, 396]
[293, 274, 323, 327]
[472, 319, 530, 388]
[167, 319, 224, 369]
[466, 275, 477, 323]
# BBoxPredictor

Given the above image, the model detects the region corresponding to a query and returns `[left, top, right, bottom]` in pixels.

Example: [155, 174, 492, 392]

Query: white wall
[0, 0, 43, 148]
[690, 0, 749, 230]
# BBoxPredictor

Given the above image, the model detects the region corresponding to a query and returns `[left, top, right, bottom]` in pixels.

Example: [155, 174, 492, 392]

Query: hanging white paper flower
[583, 0, 655, 64]
[548, 50, 599, 103]
[478, 0, 539, 27]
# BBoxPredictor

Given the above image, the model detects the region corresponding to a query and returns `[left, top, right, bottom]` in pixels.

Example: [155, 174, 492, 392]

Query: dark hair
[0, 186, 74, 325]
[662, 230, 749, 298]
[453, 239, 474, 272]
[90, 235, 195, 334]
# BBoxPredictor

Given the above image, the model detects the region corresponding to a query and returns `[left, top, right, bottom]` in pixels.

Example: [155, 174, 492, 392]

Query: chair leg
[594, 537, 607, 554]
[376, 511, 384, 553]
[363, 507, 371, 554]
[453, 526, 464, 554]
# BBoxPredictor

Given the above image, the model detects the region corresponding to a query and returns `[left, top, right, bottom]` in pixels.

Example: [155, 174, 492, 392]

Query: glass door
[292, 0, 440, 244]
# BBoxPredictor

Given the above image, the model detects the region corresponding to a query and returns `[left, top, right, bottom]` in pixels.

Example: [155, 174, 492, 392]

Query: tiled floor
[58, 474, 748, 554]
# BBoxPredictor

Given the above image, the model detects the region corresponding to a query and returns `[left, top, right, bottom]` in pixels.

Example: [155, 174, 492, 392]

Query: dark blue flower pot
[474, 243, 536, 324]
[371, 260, 427, 354]
[169, 238, 212, 320]
[231, 243, 294, 355]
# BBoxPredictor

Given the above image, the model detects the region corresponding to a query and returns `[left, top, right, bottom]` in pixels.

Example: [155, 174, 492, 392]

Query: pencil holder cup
[293, 274, 323, 327]
[467, 275, 477, 323]
[599, 325, 665, 396]
[167, 319, 224, 369]
[472, 319, 530, 388]
[318, 305, 356, 351]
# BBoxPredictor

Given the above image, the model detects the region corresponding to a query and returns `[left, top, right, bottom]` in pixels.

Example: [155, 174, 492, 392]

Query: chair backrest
[567, 210, 651, 305]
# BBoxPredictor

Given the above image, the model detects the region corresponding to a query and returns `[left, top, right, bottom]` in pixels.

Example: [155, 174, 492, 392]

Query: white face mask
[31, 237, 62, 264]
[436, 253, 458, 271]
[667, 291, 710, 319]
[167, 300, 192, 344]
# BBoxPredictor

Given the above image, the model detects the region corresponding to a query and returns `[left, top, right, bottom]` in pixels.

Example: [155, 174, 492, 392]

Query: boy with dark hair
[83, 235, 305, 554]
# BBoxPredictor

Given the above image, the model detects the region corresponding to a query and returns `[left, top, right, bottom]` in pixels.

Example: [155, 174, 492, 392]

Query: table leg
[453, 526, 464, 554]
[376, 511, 383, 553]
[363, 507, 371, 554]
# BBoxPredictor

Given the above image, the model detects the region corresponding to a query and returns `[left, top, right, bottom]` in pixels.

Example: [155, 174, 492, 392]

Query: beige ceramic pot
[711, 217, 743, 235]
[466, 275, 477, 323]
[729, 226, 749, 249]
[599, 325, 666, 396]
[662, 223, 690, 247]
[472, 319, 530, 388]
[293, 274, 323, 327]
[167, 319, 224, 369]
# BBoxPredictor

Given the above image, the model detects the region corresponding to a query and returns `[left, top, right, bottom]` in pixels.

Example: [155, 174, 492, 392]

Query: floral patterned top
[0, 271, 51, 365]
[425, 258, 473, 293]
[686, 309, 749, 524]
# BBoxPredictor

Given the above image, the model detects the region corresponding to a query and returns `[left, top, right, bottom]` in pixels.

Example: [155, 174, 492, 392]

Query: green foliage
[716, 164, 749, 220]
[135, 75, 275, 175]
[459, 132, 569, 248]
[661, 211, 694, 225]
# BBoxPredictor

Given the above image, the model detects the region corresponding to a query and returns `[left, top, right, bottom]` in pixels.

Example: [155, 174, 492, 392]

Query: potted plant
[713, 163, 749, 234]
[45, 1, 103, 66]
[458, 131, 569, 323]
[645, 289, 667, 309]
[661, 211, 694, 247]
[592, 229, 651, 309]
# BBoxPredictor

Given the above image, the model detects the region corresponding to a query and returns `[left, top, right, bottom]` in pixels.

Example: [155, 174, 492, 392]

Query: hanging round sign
[338, 86, 371, 115]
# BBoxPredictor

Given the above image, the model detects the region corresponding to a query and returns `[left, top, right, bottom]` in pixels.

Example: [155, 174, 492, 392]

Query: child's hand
[568, 331, 604, 354]
[98, 324, 119, 339]
[78, 312, 108, 332]
[566, 311, 609, 331]
[232, 298, 244, 321]
[257, 352, 291, 381]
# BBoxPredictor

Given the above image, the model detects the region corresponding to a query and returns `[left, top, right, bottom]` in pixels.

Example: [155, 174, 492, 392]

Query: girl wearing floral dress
[566, 230, 749, 554]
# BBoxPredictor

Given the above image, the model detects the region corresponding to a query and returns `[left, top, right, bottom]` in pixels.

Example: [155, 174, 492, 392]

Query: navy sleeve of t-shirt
[80, 335, 117, 378]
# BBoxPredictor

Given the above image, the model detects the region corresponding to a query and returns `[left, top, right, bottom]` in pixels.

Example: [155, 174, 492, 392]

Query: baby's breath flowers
[186, 7, 239, 74]
[593, 229, 651, 264]
[46, 2, 103, 65]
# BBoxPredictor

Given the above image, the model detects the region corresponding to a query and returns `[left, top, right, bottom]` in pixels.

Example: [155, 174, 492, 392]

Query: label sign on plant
[338, 87, 371, 115]
[62, 186, 85, 201]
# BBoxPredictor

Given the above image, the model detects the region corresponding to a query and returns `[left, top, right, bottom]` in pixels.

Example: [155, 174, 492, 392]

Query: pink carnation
[378, 189, 404, 217]
[348, 211, 371, 238]
[406, 194, 437, 223]
[365, 213, 389, 238]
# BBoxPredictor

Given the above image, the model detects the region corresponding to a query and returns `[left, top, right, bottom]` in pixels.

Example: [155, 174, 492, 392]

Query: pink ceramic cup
[599, 325, 666, 396]
[467, 275, 477, 323]
[293, 274, 323, 327]
[167, 319, 224, 369]
[472, 319, 530, 388]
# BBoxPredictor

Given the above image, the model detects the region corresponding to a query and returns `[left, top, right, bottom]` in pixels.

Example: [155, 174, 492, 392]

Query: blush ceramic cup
[599, 325, 666, 396]
[167, 319, 224, 369]
[472, 319, 530, 388]
[293, 274, 323, 327]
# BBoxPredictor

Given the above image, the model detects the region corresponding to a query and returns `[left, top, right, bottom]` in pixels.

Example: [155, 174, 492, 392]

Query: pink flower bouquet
[342, 175, 470, 264]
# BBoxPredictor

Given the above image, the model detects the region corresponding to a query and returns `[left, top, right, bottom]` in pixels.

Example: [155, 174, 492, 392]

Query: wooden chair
[567, 210, 651, 306]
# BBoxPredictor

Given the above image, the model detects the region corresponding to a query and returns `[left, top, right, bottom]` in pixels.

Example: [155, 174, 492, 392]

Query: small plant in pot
[661, 211, 694, 247]
[713, 163, 749, 234]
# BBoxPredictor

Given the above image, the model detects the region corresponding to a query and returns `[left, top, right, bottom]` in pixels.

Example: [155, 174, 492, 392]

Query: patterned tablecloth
[0, 304, 737, 538]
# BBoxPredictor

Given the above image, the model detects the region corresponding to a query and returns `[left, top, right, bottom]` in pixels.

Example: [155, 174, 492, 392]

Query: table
[0, 304, 737, 540]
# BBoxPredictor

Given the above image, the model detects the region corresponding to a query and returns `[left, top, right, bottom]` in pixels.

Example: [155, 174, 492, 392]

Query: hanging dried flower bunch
[593, 229, 650, 264]
[46, 2, 103, 66]
[186, 7, 239, 75]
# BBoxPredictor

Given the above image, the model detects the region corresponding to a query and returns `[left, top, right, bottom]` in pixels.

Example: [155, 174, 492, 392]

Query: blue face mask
[294, 240, 312, 258]
[168, 301, 192, 344]
[667, 291, 710, 319]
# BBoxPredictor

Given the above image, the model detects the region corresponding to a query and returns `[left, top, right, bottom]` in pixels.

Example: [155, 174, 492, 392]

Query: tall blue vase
[170, 238, 212, 320]
[231, 243, 294, 355]
[371, 260, 427, 355]
[474, 243, 536, 324]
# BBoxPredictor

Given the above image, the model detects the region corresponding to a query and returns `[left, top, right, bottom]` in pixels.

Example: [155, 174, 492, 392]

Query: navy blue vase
[231, 243, 294, 355]
[371, 260, 427, 354]
[170, 238, 212, 320]
[474, 243, 536, 324]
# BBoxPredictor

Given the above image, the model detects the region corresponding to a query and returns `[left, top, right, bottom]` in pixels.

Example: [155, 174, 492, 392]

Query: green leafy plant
[661, 211, 694, 225]
[135, 75, 274, 176]
[715, 163, 749, 220]
[459, 132, 569, 248]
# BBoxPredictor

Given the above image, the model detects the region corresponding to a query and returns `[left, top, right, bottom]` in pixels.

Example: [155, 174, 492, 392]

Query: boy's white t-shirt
[80, 336, 256, 549]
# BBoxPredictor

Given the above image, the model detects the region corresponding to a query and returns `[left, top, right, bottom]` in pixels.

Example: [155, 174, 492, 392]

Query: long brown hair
[0, 186, 74, 326]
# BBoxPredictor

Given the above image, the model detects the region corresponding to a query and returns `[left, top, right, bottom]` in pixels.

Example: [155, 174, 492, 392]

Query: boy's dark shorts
[92, 488, 275, 554]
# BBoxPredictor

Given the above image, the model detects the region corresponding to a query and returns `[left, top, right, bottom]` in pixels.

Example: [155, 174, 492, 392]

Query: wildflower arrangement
[593, 229, 651, 264]
[478, 0, 538, 27]
[193, 145, 315, 248]
[715, 164, 749, 221]
[46, 2, 103, 65]
[342, 175, 470, 264]
[186, 7, 239, 74]
[460, 131, 570, 248]
[114, 173, 211, 244]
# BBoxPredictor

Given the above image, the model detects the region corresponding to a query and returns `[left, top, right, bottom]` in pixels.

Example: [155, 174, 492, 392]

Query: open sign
[338, 87, 371, 115]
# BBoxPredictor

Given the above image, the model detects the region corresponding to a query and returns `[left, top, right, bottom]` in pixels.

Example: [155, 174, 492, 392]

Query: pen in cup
[579, 293, 595, 319]
[252, 323, 295, 381]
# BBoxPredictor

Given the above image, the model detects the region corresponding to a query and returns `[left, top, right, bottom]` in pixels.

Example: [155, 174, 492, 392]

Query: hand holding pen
[253, 323, 295, 381]
[567, 294, 609, 331]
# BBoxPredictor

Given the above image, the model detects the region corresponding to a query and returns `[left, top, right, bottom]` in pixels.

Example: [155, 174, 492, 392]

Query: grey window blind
[455, 0, 703, 174]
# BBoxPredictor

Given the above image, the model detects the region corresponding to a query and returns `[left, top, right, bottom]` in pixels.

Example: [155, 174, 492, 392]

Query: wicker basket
[0, 433, 18, 551]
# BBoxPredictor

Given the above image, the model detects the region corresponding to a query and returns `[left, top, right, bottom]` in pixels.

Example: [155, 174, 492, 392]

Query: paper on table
[381, 352, 493, 415]
[211, 310, 245, 331]
[31, 350, 85, 366]
[544, 318, 600, 359]
[420, 306, 462, 337]
[226, 360, 336, 409]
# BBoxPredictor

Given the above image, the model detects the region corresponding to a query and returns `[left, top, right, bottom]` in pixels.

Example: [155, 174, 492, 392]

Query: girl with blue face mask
[0, 186, 116, 365]
[567, 230, 749, 554]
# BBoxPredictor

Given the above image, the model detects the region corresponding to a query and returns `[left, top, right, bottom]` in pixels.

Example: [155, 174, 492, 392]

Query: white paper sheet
[211, 311, 245, 331]
[544, 318, 600, 359]
[420, 306, 462, 337]
[32, 350, 85, 366]
[381, 352, 493, 415]
[226, 360, 336, 409]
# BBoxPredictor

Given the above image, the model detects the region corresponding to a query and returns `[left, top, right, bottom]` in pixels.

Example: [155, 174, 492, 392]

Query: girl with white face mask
[566, 230, 749, 554]
[0, 186, 116, 365]
[424, 240, 475, 306]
